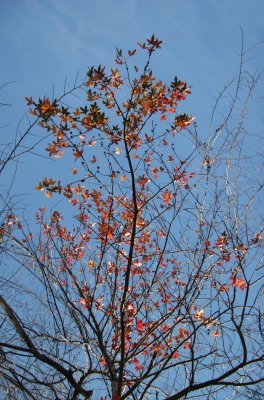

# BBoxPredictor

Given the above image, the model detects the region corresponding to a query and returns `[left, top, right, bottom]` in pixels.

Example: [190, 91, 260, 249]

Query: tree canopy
[0, 35, 263, 400]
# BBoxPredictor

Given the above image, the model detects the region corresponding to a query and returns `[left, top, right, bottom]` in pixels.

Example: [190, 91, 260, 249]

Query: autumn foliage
[0, 35, 263, 400]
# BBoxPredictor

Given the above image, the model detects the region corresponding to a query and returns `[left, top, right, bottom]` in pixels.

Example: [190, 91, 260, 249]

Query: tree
[0, 35, 263, 400]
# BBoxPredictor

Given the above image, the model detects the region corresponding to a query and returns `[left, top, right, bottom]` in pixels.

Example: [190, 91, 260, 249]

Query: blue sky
[0, 2, 263, 398]
[0, 0, 263, 210]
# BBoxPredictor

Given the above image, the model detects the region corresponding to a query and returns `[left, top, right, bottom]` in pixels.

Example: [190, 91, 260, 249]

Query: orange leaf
[54, 151, 64, 158]
[71, 168, 78, 175]
[212, 330, 220, 337]
[25, 96, 34, 105]
[74, 149, 83, 159]
[74, 108, 81, 116]
[194, 309, 204, 321]
[230, 277, 247, 291]
[41, 98, 51, 113]
[80, 298, 89, 309]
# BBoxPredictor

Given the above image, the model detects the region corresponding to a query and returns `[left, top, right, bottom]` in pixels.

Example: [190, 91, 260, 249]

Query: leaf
[25, 96, 34, 105]
[162, 190, 173, 204]
[230, 277, 247, 291]
[194, 309, 204, 321]
[115, 146, 121, 154]
[136, 321, 144, 331]
[80, 298, 89, 309]
[128, 49, 136, 56]
[90, 155, 97, 164]
[73, 149, 83, 159]
[152, 167, 158, 179]
[137, 42, 146, 49]
[73, 107, 81, 116]
[212, 330, 220, 337]
[35, 182, 44, 191]
[40, 98, 51, 113]
[54, 151, 64, 158]
[135, 362, 142, 371]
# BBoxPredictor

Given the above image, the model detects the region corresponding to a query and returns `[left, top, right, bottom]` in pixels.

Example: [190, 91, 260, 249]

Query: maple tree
[0, 36, 263, 399]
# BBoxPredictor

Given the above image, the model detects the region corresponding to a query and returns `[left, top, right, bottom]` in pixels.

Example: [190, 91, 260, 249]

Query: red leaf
[128, 49, 136, 56]
[136, 321, 144, 331]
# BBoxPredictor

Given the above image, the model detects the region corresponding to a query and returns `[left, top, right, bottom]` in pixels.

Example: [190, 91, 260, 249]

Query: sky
[0, 2, 263, 398]
[0, 0, 263, 211]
